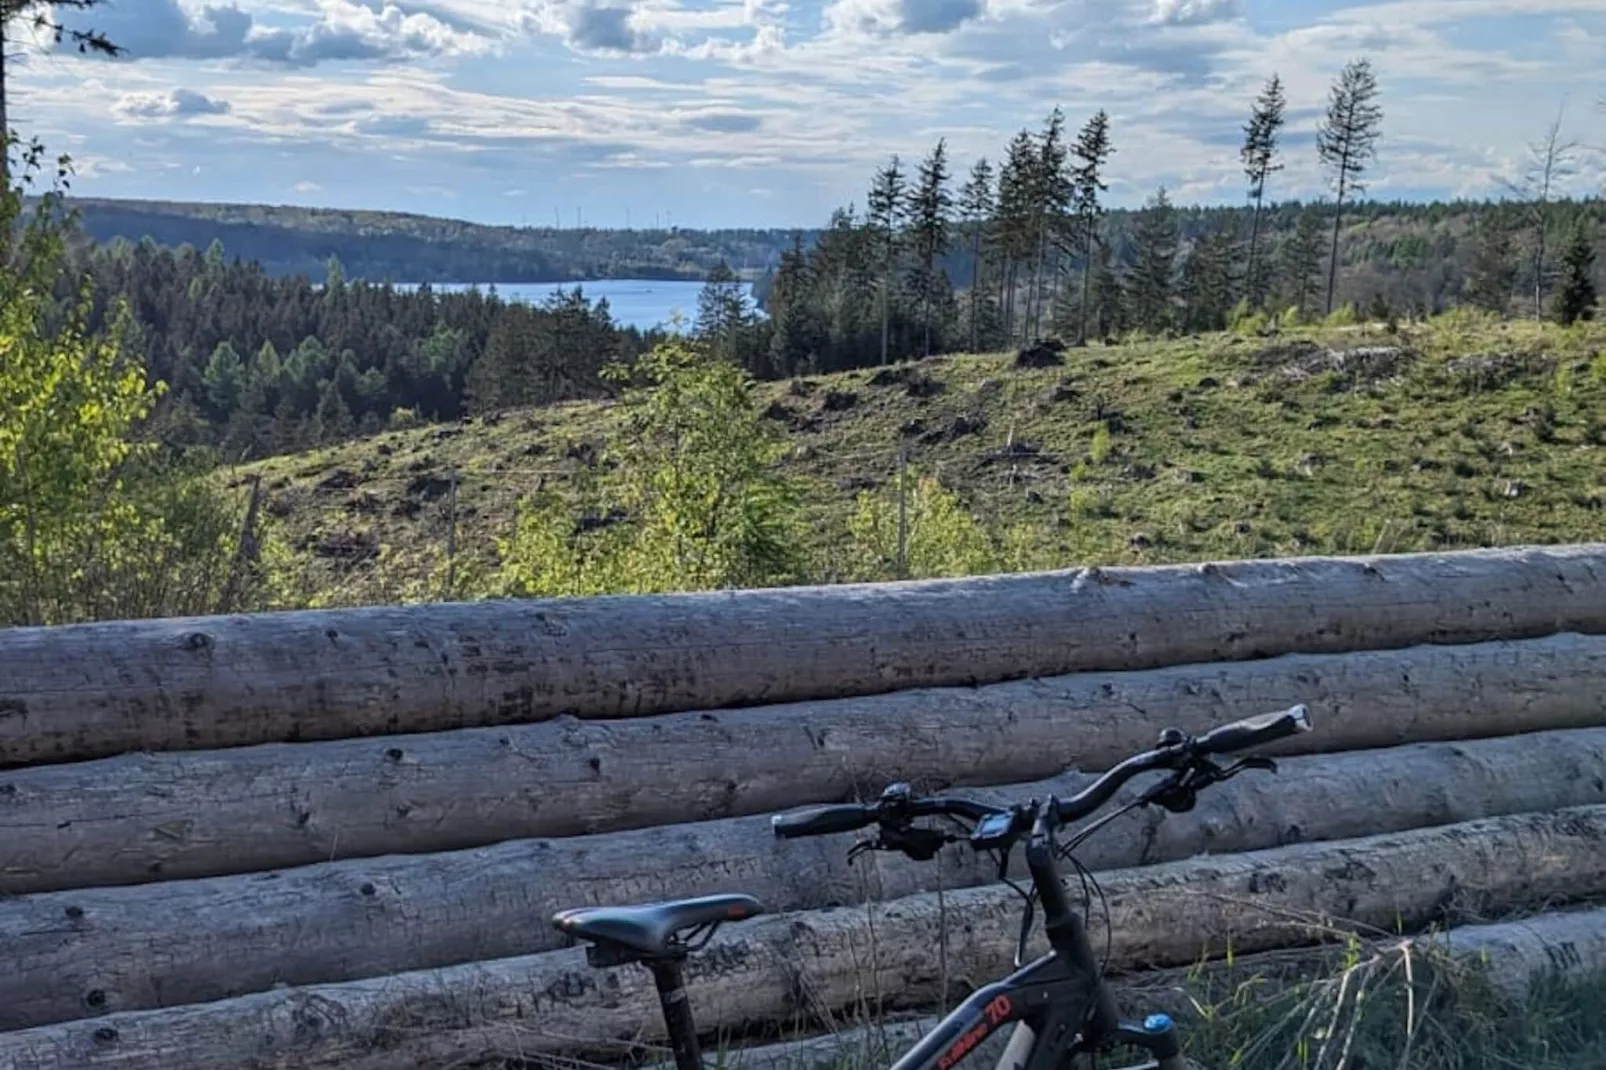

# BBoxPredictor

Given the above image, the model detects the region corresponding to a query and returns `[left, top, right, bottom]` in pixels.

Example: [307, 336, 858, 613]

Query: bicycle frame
[875, 809, 1186, 1070]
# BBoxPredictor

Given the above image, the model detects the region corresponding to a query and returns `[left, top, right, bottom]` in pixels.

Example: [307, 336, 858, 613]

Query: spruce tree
[1279, 206, 1328, 321]
[1463, 209, 1518, 315]
[1316, 58, 1383, 315]
[1240, 74, 1286, 310]
[1552, 224, 1598, 326]
[994, 130, 1037, 344]
[866, 156, 908, 365]
[1128, 187, 1179, 335]
[958, 157, 995, 354]
[908, 139, 953, 358]
[1070, 110, 1114, 344]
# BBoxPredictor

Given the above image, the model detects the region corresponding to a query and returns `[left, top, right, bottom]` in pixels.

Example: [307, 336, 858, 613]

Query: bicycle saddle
[552, 893, 766, 959]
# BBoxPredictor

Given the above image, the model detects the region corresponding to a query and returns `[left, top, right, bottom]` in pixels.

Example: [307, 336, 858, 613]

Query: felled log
[9, 631, 1606, 893]
[672, 906, 1606, 1070]
[6, 544, 1606, 766]
[3, 807, 1604, 1068]
[7, 734, 1606, 1032]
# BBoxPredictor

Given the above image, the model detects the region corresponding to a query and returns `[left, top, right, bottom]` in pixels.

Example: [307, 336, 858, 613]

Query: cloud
[683, 111, 764, 133]
[54, 0, 495, 66]
[1149, 0, 1241, 25]
[112, 87, 233, 119]
[824, 0, 986, 37]
[524, 1, 663, 54]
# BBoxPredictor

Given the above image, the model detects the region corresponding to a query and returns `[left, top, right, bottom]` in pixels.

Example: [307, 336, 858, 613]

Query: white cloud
[112, 87, 233, 119]
[19, 0, 1606, 227]
[1149, 0, 1241, 26]
[54, 0, 497, 66]
[522, 1, 663, 54]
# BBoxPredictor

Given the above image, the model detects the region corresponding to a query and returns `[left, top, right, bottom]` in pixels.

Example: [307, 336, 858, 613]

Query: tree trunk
[7, 544, 1606, 768]
[1442, 904, 1606, 1001]
[968, 229, 981, 352]
[1079, 224, 1095, 344]
[9, 633, 1606, 894]
[4, 807, 1604, 1068]
[1245, 195, 1264, 310]
[6, 728, 1606, 1030]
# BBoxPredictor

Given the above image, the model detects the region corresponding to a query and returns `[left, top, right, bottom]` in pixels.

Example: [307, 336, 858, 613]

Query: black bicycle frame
[885, 807, 1188, 1070]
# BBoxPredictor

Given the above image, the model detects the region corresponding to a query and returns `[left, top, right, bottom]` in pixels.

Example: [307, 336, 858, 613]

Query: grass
[673, 932, 1606, 1070]
[239, 311, 1606, 607]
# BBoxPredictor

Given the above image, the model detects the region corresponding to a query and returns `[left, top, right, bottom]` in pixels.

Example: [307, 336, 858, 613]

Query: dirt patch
[821, 390, 859, 412]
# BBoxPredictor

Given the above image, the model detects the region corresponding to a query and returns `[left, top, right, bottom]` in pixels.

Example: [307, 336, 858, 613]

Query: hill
[244, 314, 1606, 608]
[62, 197, 804, 283]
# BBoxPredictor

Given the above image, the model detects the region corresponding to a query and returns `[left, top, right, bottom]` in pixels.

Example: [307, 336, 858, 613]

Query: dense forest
[56, 58, 1604, 462]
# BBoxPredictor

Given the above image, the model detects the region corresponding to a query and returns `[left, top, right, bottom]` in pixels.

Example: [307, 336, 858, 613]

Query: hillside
[62, 197, 801, 283]
[245, 313, 1606, 607]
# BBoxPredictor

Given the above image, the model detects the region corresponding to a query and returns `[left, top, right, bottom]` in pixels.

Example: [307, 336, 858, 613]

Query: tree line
[696, 57, 1602, 379]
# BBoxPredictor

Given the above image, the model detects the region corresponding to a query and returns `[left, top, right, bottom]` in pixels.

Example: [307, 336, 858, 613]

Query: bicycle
[553, 703, 1313, 1070]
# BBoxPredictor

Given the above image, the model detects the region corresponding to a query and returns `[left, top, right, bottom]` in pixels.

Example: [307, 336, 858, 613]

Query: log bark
[2, 807, 1605, 1070]
[7, 730, 1606, 1031]
[6, 544, 1606, 767]
[8, 631, 1606, 894]
[1439, 905, 1606, 999]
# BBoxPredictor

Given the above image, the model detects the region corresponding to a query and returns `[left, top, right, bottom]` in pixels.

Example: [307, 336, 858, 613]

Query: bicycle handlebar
[771, 704, 1311, 841]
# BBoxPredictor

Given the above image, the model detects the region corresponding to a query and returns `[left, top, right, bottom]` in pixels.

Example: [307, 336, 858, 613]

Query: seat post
[647, 958, 704, 1070]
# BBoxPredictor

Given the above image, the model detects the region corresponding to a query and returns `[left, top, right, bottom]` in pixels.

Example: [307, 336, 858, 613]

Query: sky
[13, 0, 1606, 229]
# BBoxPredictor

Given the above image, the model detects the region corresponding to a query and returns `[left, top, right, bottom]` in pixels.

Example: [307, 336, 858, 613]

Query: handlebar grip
[771, 804, 877, 839]
[1196, 704, 1312, 755]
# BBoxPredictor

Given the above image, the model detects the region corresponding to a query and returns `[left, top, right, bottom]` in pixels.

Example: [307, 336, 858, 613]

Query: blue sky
[15, 0, 1606, 228]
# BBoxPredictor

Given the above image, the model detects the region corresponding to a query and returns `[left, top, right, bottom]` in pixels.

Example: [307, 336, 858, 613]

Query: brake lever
[846, 824, 953, 864]
[1142, 754, 1280, 814]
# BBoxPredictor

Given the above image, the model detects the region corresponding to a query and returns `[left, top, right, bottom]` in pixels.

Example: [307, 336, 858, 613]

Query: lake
[408, 279, 760, 332]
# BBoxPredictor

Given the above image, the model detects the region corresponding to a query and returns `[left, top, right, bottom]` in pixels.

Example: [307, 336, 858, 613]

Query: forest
[53, 59, 1604, 466]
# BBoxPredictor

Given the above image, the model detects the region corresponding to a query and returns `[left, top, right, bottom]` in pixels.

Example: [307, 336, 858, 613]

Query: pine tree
[958, 157, 995, 354]
[1240, 74, 1286, 310]
[1552, 224, 1598, 326]
[1462, 209, 1518, 315]
[1128, 187, 1179, 334]
[1069, 110, 1114, 345]
[866, 156, 908, 365]
[1316, 58, 1383, 315]
[907, 139, 953, 358]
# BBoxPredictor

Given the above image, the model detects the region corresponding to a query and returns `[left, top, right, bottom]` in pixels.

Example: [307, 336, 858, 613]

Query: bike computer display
[970, 810, 1015, 848]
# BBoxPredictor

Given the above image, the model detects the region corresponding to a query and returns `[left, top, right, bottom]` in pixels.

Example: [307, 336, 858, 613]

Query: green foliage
[845, 472, 997, 580]
[1090, 423, 1113, 463]
[498, 339, 806, 596]
[1552, 224, 1599, 326]
[0, 140, 264, 626]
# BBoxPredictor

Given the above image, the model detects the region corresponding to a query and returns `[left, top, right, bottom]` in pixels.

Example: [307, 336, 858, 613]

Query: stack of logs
[2, 545, 1606, 1068]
